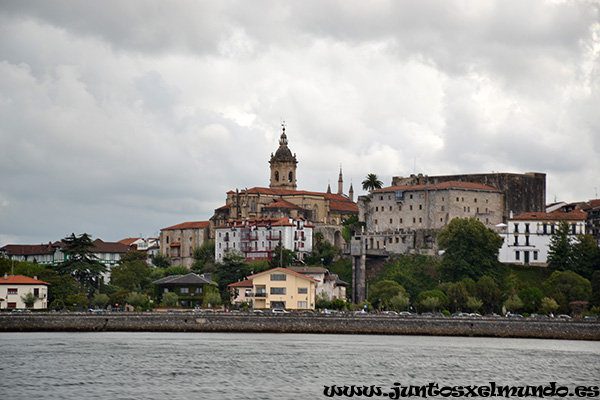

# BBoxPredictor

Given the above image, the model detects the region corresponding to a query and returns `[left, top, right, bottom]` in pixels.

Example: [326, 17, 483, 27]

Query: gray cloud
[1, 0, 599, 246]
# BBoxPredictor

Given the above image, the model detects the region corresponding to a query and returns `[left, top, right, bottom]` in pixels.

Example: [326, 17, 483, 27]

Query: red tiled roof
[118, 238, 140, 246]
[162, 221, 210, 230]
[512, 210, 587, 221]
[580, 199, 600, 210]
[215, 216, 309, 229]
[373, 181, 500, 193]
[264, 199, 299, 209]
[227, 279, 253, 288]
[0, 275, 50, 286]
[329, 199, 359, 213]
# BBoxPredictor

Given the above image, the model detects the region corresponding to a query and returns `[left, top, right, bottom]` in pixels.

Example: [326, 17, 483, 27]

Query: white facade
[498, 210, 587, 265]
[0, 275, 50, 310]
[215, 217, 313, 263]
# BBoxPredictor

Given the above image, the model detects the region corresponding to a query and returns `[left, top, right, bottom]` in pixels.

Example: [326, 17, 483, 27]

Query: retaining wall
[1, 313, 599, 340]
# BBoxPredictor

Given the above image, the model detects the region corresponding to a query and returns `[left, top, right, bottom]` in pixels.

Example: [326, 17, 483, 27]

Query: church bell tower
[269, 123, 298, 190]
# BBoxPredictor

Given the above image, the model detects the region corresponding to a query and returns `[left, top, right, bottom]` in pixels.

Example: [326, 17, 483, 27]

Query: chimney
[34, 275, 38, 281]
[4, 273, 7, 280]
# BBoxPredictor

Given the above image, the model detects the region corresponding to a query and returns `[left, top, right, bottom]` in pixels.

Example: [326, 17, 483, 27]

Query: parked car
[271, 308, 289, 314]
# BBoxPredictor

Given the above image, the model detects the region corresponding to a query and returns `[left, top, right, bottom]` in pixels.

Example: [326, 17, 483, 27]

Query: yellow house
[246, 267, 317, 310]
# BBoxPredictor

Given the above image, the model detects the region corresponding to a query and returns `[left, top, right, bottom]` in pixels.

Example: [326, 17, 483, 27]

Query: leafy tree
[389, 293, 410, 311]
[269, 241, 296, 268]
[161, 292, 179, 307]
[572, 235, 600, 280]
[542, 270, 592, 313]
[368, 280, 408, 310]
[466, 296, 483, 313]
[416, 290, 448, 311]
[503, 294, 524, 314]
[342, 215, 365, 243]
[316, 292, 332, 309]
[591, 271, 600, 307]
[91, 293, 110, 308]
[518, 287, 544, 314]
[66, 293, 89, 311]
[378, 254, 439, 300]
[547, 221, 574, 272]
[202, 287, 222, 308]
[55, 233, 107, 295]
[165, 266, 190, 276]
[150, 253, 171, 269]
[111, 251, 152, 292]
[444, 281, 469, 312]
[126, 292, 147, 310]
[21, 292, 38, 308]
[192, 240, 215, 273]
[306, 233, 339, 266]
[475, 276, 501, 314]
[362, 173, 383, 191]
[438, 218, 503, 282]
[540, 297, 559, 315]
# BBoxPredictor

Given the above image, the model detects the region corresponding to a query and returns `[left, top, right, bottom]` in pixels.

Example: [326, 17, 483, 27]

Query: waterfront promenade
[1, 312, 599, 340]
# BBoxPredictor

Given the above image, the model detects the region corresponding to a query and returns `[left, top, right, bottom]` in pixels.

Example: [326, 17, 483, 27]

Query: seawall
[1, 313, 599, 340]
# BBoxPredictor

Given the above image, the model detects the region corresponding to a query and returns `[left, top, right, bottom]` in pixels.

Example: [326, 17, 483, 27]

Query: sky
[1, 0, 599, 246]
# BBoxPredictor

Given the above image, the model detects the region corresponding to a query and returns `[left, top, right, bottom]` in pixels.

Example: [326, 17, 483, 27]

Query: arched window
[288, 171, 293, 182]
[275, 171, 279, 181]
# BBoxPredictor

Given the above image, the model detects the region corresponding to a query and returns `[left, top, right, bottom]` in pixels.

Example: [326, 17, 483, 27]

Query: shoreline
[1, 313, 599, 340]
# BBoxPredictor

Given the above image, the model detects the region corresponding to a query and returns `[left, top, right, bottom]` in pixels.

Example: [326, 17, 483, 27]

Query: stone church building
[210, 125, 358, 249]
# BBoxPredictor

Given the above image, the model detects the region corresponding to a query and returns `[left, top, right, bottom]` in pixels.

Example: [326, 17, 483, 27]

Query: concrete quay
[1, 313, 599, 340]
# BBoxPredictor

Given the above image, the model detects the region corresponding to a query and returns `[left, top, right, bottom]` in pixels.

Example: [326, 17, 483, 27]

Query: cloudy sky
[1, 0, 599, 246]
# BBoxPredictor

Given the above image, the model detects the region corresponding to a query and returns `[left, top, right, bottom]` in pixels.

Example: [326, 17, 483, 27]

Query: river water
[0, 332, 598, 399]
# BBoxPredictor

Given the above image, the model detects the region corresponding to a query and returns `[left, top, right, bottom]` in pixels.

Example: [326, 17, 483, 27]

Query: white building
[287, 266, 348, 301]
[498, 210, 587, 265]
[215, 217, 313, 263]
[0, 274, 50, 310]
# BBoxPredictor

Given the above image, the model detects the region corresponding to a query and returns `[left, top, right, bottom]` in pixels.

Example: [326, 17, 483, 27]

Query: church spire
[338, 164, 343, 195]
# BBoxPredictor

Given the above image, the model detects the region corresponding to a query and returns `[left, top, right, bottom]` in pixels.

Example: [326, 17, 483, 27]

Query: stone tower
[269, 124, 298, 190]
[338, 166, 344, 195]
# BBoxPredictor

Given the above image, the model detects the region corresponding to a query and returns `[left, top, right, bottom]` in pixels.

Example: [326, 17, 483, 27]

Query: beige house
[0, 274, 50, 310]
[159, 221, 211, 268]
[238, 267, 317, 310]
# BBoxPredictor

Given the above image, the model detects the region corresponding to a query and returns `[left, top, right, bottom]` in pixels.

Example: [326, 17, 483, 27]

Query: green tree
[475, 275, 501, 314]
[126, 292, 147, 310]
[341, 215, 365, 243]
[66, 293, 89, 311]
[547, 221, 574, 272]
[362, 173, 383, 191]
[21, 292, 38, 308]
[445, 281, 469, 312]
[269, 241, 296, 268]
[466, 296, 483, 313]
[55, 233, 107, 295]
[111, 251, 152, 291]
[378, 254, 439, 300]
[518, 287, 544, 314]
[192, 240, 215, 273]
[503, 294, 524, 314]
[438, 218, 503, 282]
[572, 234, 600, 280]
[542, 270, 592, 313]
[306, 233, 339, 266]
[150, 253, 171, 268]
[368, 280, 408, 310]
[540, 297, 559, 315]
[165, 266, 190, 276]
[416, 290, 448, 311]
[91, 293, 110, 308]
[202, 287, 222, 308]
[161, 292, 179, 307]
[389, 293, 410, 311]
